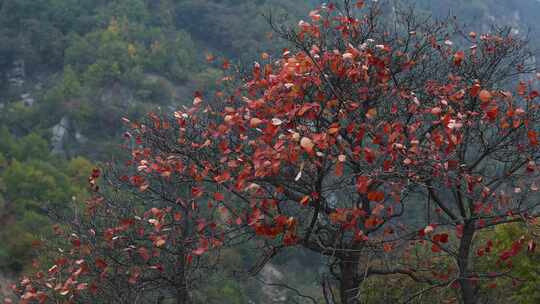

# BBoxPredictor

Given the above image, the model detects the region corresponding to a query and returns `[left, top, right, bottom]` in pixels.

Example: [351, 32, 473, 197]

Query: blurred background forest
[1, 0, 540, 302]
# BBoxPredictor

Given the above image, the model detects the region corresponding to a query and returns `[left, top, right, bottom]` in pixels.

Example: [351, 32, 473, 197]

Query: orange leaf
[250, 118, 263, 127]
[154, 236, 167, 247]
[453, 50, 465, 66]
[300, 137, 315, 153]
[214, 171, 231, 184]
[330, 211, 347, 223]
[367, 191, 384, 202]
[479, 90, 492, 103]
[372, 204, 385, 215]
[95, 259, 108, 270]
[139, 182, 149, 192]
[365, 216, 378, 229]
[366, 108, 377, 119]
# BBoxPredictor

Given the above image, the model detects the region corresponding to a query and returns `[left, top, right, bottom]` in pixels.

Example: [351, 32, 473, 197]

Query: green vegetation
[0, 128, 92, 272]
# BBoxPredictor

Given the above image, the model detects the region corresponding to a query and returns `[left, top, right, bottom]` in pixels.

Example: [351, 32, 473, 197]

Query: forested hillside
[0, 2, 316, 301]
[2, 1, 540, 303]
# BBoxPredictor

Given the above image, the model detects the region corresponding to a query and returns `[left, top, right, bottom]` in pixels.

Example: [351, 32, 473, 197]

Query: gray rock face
[7, 60, 25, 88]
[50, 116, 88, 155]
[259, 264, 288, 303]
[75, 131, 88, 144]
[51, 116, 70, 155]
[21, 93, 34, 107]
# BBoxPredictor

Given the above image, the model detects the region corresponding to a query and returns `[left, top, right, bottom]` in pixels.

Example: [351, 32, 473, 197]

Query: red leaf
[128, 268, 141, 285]
[335, 162, 344, 177]
[433, 233, 449, 243]
[529, 130, 539, 146]
[453, 50, 465, 66]
[214, 192, 224, 201]
[486, 106, 498, 121]
[439, 233, 449, 243]
[477, 248, 485, 257]
[191, 186, 203, 198]
[356, 176, 371, 193]
[138, 247, 150, 262]
[193, 238, 209, 256]
[283, 231, 297, 246]
[517, 81, 527, 96]
[71, 238, 81, 247]
[470, 83, 481, 97]
[95, 259, 108, 270]
[222, 59, 230, 70]
[91, 168, 101, 179]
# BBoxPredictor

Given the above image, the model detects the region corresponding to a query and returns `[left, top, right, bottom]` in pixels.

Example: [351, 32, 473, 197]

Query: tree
[15, 1, 540, 303]
[13, 124, 242, 303]
[139, 2, 538, 303]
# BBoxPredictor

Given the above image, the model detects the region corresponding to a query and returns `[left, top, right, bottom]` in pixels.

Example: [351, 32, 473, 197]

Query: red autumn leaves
[453, 50, 465, 66]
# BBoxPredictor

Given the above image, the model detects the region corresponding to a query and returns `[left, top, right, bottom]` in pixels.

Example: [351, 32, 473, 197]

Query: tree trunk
[175, 252, 191, 304]
[176, 277, 190, 304]
[339, 257, 361, 304]
[457, 221, 477, 304]
[176, 286, 190, 304]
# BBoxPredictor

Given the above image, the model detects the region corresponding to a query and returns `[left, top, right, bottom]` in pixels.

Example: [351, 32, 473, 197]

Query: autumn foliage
[14, 1, 540, 304]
